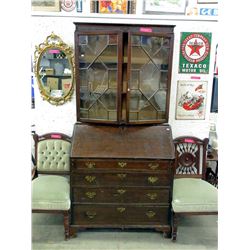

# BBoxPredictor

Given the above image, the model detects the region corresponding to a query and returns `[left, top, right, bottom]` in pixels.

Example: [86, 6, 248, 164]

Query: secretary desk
[70, 23, 175, 237]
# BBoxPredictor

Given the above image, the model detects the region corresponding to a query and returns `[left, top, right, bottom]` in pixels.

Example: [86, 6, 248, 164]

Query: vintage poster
[176, 80, 207, 120]
[179, 32, 212, 74]
[98, 0, 128, 14]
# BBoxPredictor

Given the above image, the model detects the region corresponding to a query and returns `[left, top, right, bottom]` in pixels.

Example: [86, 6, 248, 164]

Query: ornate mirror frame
[34, 32, 75, 105]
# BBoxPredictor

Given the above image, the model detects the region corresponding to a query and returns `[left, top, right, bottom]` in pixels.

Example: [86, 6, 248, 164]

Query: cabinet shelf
[79, 56, 166, 66]
[39, 74, 71, 77]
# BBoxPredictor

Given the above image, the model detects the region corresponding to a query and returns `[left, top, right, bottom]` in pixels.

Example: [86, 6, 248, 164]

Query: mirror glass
[34, 33, 74, 105]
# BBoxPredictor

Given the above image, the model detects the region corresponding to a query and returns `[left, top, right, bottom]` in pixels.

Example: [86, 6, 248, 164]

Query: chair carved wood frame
[171, 136, 218, 241]
[32, 132, 71, 240]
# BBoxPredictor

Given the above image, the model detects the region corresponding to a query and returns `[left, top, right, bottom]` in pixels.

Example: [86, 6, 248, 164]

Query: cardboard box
[62, 78, 72, 93]
[45, 68, 54, 75]
[47, 77, 59, 90]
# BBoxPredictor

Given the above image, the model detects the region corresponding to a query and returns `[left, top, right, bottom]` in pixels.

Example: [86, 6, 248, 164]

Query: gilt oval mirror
[34, 32, 75, 105]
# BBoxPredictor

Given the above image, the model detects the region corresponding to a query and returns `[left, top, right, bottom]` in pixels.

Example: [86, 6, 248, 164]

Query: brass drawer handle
[117, 173, 127, 179]
[148, 176, 158, 184]
[148, 163, 159, 170]
[117, 207, 126, 213]
[146, 211, 156, 218]
[85, 175, 96, 183]
[85, 191, 96, 199]
[85, 162, 96, 169]
[86, 211, 96, 219]
[146, 193, 158, 200]
[118, 162, 127, 168]
[117, 189, 126, 195]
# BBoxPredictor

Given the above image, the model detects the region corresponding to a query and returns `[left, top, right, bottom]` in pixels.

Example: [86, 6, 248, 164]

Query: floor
[32, 214, 218, 250]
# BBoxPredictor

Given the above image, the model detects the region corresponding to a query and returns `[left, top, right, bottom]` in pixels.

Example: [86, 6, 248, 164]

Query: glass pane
[87, 35, 108, 56]
[129, 112, 138, 121]
[108, 70, 118, 89]
[157, 111, 165, 120]
[129, 35, 169, 122]
[78, 34, 118, 121]
[138, 104, 157, 120]
[160, 71, 167, 89]
[152, 47, 169, 68]
[131, 35, 140, 46]
[99, 45, 117, 69]
[154, 90, 166, 111]
[140, 62, 159, 99]
[78, 35, 108, 69]
[80, 109, 88, 118]
[108, 111, 117, 120]
[130, 70, 140, 90]
[99, 89, 117, 110]
[129, 90, 141, 111]
[141, 36, 163, 57]
[131, 46, 149, 70]
[88, 101, 108, 120]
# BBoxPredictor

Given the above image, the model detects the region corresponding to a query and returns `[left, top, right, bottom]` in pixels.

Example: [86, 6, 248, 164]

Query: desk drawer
[72, 204, 169, 226]
[71, 159, 172, 171]
[71, 172, 171, 187]
[72, 187, 170, 204]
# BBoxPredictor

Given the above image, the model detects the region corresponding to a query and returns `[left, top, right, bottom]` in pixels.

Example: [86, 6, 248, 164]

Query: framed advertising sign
[31, 0, 60, 11]
[179, 32, 212, 74]
[144, 0, 187, 14]
[176, 80, 208, 120]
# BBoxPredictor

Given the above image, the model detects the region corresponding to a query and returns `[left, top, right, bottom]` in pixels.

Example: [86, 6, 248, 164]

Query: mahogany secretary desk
[70, 23, 175, 237]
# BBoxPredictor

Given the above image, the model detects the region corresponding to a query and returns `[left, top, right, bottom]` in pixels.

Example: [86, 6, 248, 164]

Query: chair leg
[63, 211, 70, 240]
[172, 212, 178, 241]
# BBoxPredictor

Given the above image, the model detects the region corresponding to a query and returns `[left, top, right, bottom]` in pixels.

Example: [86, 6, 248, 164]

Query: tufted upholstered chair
[32, 132, 71, 240]
[171, 136, 218, 241]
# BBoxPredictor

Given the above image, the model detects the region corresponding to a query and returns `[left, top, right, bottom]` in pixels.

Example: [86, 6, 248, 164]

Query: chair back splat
[173, 136, 208, 180]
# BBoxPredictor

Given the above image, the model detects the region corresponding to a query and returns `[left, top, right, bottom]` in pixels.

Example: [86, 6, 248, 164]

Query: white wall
[31, 16, 218, 138]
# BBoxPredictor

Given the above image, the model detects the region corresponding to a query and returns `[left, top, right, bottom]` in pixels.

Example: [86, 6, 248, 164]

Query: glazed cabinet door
[75, 30, 123, 123]
[127, 29, 174, 124]
[74, 24, 174, 125]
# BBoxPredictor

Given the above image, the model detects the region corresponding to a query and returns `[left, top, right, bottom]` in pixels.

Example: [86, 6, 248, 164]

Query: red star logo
[188, 39, 204, 56]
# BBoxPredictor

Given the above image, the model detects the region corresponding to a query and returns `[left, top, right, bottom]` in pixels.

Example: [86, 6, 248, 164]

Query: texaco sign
[179, 32, 212, 74]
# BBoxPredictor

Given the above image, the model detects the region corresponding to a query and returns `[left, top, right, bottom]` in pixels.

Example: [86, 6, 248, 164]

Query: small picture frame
[144, 0, 187, 14]
[91, 0, 136, 14]
[197, 0, 218, 3]
[31, 0, 61, 12]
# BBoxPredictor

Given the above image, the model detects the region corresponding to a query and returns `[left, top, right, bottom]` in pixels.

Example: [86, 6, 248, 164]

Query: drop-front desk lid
[71, 123, 175, 160]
